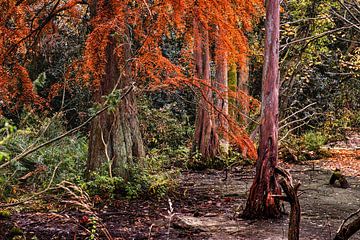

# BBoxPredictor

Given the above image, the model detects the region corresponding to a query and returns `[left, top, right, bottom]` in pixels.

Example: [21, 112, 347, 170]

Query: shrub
[302, 131, 327, 151]
[0, 114, 88, 200]
[81, 174, 124, 198]
[139, 97, 193, 150]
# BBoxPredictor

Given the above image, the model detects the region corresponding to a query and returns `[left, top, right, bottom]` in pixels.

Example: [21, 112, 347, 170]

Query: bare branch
[280, 102, 317, 124]
[280, 25, 358, 49]
[279, 112, 322, 131]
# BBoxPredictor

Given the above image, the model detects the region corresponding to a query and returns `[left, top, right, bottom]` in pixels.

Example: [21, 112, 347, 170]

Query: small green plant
[302, 131, 327, 151]
[0, 210, 11, 219]
[9, 227, 24, 237]
[88, 216, 98, 240]
[84, 174, 124, 198]
[125, 166, 177, 199]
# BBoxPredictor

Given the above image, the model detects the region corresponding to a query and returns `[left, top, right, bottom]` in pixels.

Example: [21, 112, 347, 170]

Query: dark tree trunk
[242, 0, 281, 219]
[192, 12, 219, 160]
[87, 7, 144, 180]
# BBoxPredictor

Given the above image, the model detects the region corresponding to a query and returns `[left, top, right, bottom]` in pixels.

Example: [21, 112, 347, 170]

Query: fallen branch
[334, 208, 360, 240]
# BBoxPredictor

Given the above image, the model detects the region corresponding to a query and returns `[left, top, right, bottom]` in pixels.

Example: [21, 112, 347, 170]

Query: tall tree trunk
[192, 13, 219, 160]
[87, 7, 144, 180]
[215, 31, 229, 155]
[242, 0, 281, 219]
[237, 59, 249, 124]
[228, 63, 237, 118]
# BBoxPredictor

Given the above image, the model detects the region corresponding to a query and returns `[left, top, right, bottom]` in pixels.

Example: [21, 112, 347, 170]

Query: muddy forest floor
[1, 149, 360, 240]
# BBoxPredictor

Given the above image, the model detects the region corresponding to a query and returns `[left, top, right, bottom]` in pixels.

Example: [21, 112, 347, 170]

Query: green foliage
[88, 216, 98, 240]
[323, 110, 356, 142]
[186, 147, 251, 170]
[302, 132, 327, 151]
[139, 97, 193, 149]
[278, 0, 360, 135]
[0, 107, 180, 201]
[0, 114, 88, 200]
[84, 164, 177, 199]
[124, 166, 176, 199]
[0, 210, 11, 219]
[0, 118, 16, 162]
[33, 72, 46, 92]
[350, 111, 360, 128]
[103, 89, 122, 112]
[81, 174, 124, 198]
[9, 227, 23, 236]
[280, 132, 331, 162]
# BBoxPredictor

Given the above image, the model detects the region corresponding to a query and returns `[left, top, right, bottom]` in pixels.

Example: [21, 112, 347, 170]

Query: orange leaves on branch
[0, 0, 86, 111]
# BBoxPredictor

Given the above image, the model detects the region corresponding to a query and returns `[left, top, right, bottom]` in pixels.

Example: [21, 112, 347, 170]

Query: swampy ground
[1, 149, 360, 240]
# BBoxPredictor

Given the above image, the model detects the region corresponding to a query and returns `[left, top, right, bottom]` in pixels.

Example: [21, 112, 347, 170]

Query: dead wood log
[334, 209, 360, 240]
[275, 167, 301, 240]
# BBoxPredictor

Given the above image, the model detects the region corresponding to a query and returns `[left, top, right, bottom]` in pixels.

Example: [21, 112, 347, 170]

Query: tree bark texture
[192, 12, 219, 160]
[87, 10, 144, 180]
[237, 59, 249, 124]
[228, 63, 237, 118]
[243, 0, 281, 219]
[276, 167, 301, 240]
[334, 212, 360, 240]
[215, 31, 229, 155]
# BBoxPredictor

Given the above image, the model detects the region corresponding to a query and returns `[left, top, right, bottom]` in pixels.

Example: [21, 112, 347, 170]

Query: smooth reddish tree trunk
[243, 0, 281, 219]
[192, 12, 219, 160]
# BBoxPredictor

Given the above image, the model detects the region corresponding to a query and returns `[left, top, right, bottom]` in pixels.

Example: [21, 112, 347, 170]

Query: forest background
[0, 0, 359, 239]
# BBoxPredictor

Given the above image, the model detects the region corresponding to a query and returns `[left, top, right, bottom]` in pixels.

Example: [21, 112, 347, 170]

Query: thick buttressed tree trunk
[215, 31, 229, 155]
[87, 7, 144, 180]
[192, 12, 219, 160]
[243, 0, 281, 219]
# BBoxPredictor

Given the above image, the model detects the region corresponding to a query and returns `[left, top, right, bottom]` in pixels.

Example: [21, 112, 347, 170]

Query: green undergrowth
[0, 115, 88, 201]
[0, 111, 182, 202]
[82, 161, 179, 200]
[186, 148, 253, 171]
[280, 131, 331, 162]
[0, 93, 256, 203]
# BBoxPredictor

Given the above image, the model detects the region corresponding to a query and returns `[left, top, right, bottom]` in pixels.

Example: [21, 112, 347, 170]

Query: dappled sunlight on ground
[313, 149, 360, 177]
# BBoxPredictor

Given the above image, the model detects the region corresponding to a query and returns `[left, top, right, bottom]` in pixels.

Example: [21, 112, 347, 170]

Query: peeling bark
[242, 0, 281, 219]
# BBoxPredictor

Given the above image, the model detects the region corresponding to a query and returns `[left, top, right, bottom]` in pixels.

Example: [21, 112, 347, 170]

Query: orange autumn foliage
[1, 0, 263, 159]
[0, 0, 85, 112]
